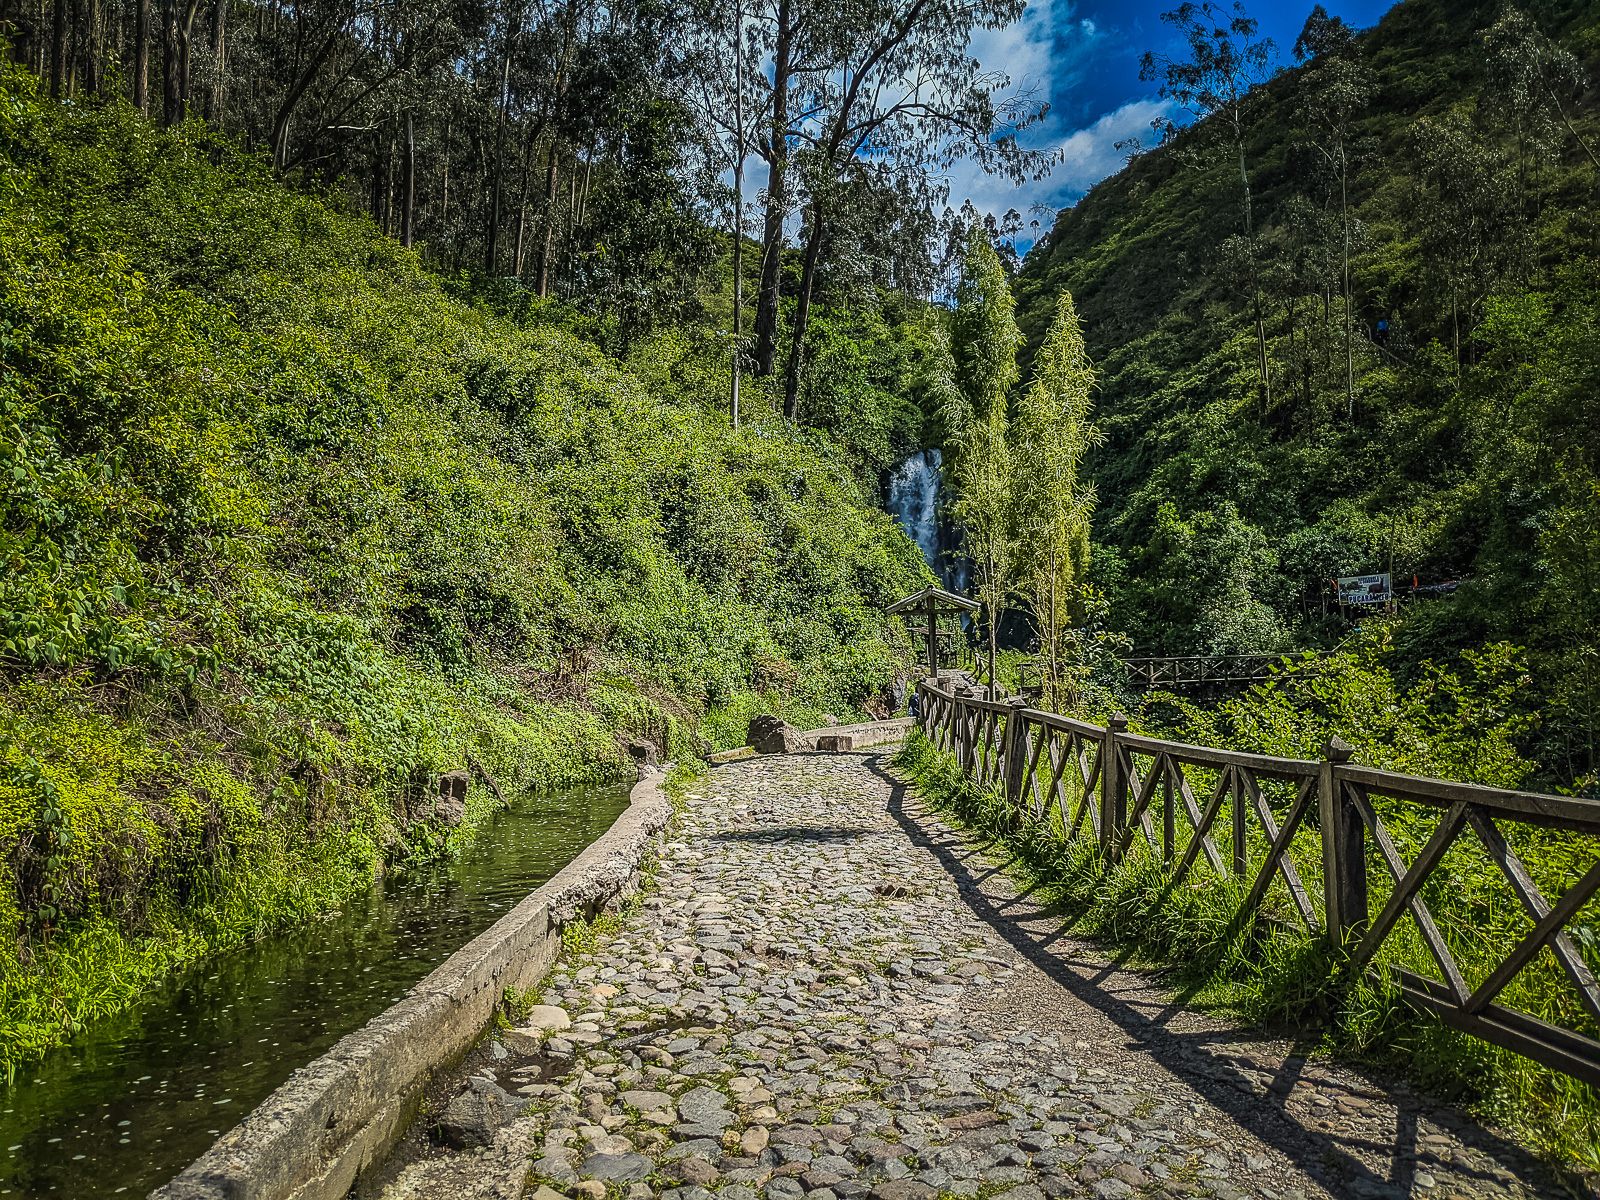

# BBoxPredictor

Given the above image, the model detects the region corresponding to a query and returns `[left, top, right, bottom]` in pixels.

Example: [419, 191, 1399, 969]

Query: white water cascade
[887, 449, 943, 573]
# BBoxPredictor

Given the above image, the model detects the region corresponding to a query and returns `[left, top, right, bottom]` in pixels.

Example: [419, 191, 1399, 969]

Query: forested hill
[0, 77, 926, 1069]
[1014, 0, 1600, 781]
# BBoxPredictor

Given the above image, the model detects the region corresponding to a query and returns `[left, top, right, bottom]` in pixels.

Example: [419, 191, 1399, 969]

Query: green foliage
[0, 71, 923, 1072]
[1014, 0, 1600, 785]
[1011, 292, 1100, 704]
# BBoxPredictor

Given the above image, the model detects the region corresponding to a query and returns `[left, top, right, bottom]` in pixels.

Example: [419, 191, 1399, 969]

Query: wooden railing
[915, 679, 1600, 1086]
[1120, 653, 1294, 688]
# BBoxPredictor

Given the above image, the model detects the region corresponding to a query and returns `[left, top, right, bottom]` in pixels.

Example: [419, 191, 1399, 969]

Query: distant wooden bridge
[1120, 653, 1310, 689]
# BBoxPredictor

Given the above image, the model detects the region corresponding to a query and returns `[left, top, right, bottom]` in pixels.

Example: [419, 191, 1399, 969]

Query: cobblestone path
[378, 750, 1571, 1200]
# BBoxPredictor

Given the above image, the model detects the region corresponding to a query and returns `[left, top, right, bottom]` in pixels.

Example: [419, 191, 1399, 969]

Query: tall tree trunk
[782, 198, 822, 422]
[536, 144, 559, 295]
[484, 44, 511, 276]
[561, 162, 577, 294]
[67, 0, 81, 95]
[441, 118, 451, 231]
[370, 130, 383, 223]
[751, 0, 791, 377]
[512, 128, 537, 276]
[382, 128, 395, 236]
[48, 0, 64, 97]
[1342, 159, 1352, 416]
[203, 0, 224, 121]
[730, 0, 744, 426]
[84, 0, 102, 95]
[401, 111, 415, 248]
[1235, 125, 1269, 414]
[133, 0, 149, 111]
[174, 0, 197, 119]
[160, 0, 183, 125]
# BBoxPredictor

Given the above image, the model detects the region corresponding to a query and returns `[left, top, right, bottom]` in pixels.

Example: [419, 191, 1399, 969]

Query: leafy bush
[0, 69, 926, 1072]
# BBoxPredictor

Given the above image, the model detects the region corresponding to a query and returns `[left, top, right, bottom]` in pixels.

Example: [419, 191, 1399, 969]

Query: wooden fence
[915, 679, 1600, 1087]
[1120, 653, 1292, 689]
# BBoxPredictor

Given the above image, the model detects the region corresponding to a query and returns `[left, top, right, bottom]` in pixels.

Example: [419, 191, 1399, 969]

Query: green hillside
[1014, 0, 1600, 788]
[0, 70, 926, 1071]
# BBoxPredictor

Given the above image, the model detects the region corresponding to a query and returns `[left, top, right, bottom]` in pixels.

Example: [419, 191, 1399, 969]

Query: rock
[677, 1086, 735, 1129]
[1091, 1180, 1134, 1199]
[817, 734, 855, 753]
[622, 1089, 676, 1111]
[1108, 1164, 1146, 1187]
[584, 1153, 656, 1182]
[672, 1157, 721, 1185]
[1091, 1096, 1136, 1120]
[765, 1178, 806, 1200]
[433, 769, 468, 825]
[533, 1151, 579, 1184]
[505, 1006, 573, 1052]
[870, 1182, 936, 1200]
[991, 1188, 1045, 1200]
[438, 1079, 508, 1149]
[742, 1126, 771, 1155]
[748, 715, 806, 754]
[721, 1188, 761, 1200]
[575, 1183, 607, 1200]
[662, 1139, 723, 1162]
[943, 1111, 1000, 1131]
[530, 1187, 567, 1200]
[629, 739, 660, 767]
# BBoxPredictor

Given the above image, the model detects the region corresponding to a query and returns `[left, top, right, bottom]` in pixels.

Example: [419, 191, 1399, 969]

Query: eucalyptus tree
[1293, 4, 1373, 414]
[1411, 111, 1516, 369]
[1011, 290, 1098, 711]
[1140, 0, 1277, 409]
[769, 0, 1051, 420]
[1482, 7, 1598, 177]
[937, 229, 1022, 698]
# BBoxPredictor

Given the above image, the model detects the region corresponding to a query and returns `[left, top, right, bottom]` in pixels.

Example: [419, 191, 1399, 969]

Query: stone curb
[707, 716, 915, 764]
[149, 767, 674, 1200]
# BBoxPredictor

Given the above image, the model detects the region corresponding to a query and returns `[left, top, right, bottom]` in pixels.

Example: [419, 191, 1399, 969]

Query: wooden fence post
[1003, 697, 1029, 817]
[1101, 712, 1128, 858]
[1319, 736, 1361, 952]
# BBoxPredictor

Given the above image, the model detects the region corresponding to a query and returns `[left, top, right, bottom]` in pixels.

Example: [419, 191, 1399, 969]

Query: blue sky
[950, 0, 1397, 245]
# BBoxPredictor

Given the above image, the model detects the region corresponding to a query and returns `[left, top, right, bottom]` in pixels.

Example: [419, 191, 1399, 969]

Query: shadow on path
[857, 752, 1552, 1200]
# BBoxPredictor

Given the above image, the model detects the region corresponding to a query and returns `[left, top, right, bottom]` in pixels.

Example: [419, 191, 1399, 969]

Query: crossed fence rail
[1120, 653, 1290, 688]
[915, 678, 1600, 1087]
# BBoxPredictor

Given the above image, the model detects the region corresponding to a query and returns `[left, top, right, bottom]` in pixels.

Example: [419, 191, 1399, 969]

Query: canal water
[0, 779, 634, 1198]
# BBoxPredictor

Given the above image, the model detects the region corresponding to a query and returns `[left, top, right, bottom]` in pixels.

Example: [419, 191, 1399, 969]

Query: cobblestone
[378, 750, 1575, 1200]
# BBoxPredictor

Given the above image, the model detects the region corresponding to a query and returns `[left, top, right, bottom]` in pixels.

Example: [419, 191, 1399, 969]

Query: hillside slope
[1014, 0, 1600, 785]
[0, 71, 927, 1070]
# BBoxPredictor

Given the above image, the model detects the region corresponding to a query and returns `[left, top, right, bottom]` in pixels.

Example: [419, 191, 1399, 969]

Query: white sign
[1337, 573, 1392, 605]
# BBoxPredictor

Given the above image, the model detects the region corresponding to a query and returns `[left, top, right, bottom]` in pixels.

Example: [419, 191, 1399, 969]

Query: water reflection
[0, 779, 632, 1198]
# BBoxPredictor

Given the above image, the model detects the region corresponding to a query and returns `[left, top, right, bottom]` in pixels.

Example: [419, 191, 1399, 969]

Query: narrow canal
[0, 779, 634, 1199]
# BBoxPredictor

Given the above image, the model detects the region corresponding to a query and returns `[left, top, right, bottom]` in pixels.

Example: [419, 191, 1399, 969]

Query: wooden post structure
[1003, 697, 1029, 817]
[1319, 736, 1361, 950]
[1101, 712, 1128, 857]
[886, 586, 980, 684]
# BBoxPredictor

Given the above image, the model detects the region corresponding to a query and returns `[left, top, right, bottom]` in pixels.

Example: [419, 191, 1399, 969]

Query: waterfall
[888, 449, 942, 571]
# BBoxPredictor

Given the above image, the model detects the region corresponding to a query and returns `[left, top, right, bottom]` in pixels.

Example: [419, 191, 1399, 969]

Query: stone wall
[151, 767, 674, 1200]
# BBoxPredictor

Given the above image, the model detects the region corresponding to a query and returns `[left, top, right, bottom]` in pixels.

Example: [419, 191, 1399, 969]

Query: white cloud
[938, 95, 1175, 252]
[932, 0, 1176, 251]
[718, 0, 1177, 257]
